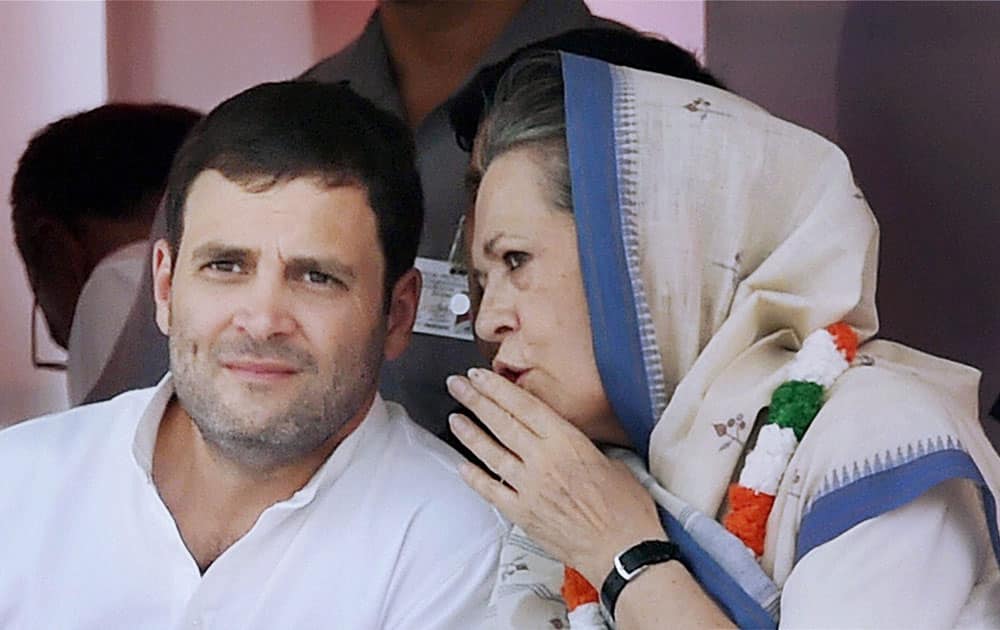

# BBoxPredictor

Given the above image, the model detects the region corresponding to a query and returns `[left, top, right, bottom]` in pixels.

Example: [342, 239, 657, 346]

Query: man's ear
[384, 267, 421, 361]
[152, 239, 174, 335]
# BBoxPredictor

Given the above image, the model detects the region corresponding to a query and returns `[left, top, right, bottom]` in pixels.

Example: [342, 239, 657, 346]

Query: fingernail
[446, 375, 468, 396]
[449, 413, 469, 435]
[468, 367, 486, 381]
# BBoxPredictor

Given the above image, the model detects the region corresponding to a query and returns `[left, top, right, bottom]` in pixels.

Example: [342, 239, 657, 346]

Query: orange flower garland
[562, 566, 606, 628]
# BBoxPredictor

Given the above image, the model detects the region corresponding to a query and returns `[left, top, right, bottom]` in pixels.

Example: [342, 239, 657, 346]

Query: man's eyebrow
[190, 242, 252, 262]
[286, 256, 357, 280]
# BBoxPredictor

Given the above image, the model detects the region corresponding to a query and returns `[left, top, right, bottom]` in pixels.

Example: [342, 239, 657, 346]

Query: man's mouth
[221, 359, 301, 381]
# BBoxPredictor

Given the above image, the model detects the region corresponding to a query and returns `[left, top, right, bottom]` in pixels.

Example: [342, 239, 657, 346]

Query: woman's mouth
[493, 361, 530, 385]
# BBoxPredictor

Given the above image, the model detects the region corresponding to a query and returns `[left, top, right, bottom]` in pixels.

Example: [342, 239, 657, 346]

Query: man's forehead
[186, 169, 366, 202]
[179, 171, 380, 263]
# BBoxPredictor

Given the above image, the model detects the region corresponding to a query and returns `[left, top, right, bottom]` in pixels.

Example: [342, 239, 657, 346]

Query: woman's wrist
[599, 539, 681, 621]
[575, 526, 671, 591]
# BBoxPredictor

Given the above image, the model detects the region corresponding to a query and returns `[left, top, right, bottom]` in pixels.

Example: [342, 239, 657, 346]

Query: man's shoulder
[0, 387, 153, 476]
[300, 46, 356, 83]
[366, 401, 507, 532]
[379, 402, 483, 491]
[299, 22, 373, 83]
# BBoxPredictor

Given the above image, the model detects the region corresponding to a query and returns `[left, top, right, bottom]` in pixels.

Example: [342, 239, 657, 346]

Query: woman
[444, 43, 1000, 628]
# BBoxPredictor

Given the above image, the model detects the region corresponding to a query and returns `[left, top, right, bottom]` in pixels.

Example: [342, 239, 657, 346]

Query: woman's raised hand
[446, 367, 667, 587]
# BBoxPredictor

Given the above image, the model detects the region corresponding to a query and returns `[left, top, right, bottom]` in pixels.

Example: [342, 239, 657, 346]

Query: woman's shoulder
[804, 339, 980, 458]
[782, 339, 1000, 570]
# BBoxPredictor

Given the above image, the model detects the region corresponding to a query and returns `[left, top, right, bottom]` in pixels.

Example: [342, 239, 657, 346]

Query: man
[0, 81, 504, 628]
[10, 103, 199, 404]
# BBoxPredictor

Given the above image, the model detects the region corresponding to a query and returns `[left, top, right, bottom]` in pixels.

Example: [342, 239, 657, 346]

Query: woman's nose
[232, 276, 296, 340]
[474, 284, 517, 343]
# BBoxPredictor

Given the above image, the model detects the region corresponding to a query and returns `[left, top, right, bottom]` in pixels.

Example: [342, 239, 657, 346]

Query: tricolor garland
[723, 322, 858, 555]
[562, 567, 606, 629]
[559, 322, 859, 627]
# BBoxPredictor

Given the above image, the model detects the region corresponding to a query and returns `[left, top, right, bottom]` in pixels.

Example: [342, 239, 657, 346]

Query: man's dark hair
[164, 80, 424, 296]
[10, 103, 200, 241]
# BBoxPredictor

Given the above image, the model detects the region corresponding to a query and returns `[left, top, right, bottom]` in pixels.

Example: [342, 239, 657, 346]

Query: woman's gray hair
[470, 51, 572, 213]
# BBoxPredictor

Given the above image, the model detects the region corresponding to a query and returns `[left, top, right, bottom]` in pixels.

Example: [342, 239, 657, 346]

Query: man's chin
[195, 409, 330, 468]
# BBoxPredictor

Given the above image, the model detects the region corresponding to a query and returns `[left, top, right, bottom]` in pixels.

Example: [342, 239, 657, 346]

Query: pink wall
[588, 0, 705, 58]
[0, 1, 107, 427]
[312, 1, 376, 61]
[107, 1, 321, 111]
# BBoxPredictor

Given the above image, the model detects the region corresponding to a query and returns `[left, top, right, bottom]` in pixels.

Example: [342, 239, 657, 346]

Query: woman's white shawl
[489, 53, 1000, 628]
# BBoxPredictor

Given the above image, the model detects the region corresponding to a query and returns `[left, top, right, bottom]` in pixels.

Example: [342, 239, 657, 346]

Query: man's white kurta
[0, 377, 506, 628]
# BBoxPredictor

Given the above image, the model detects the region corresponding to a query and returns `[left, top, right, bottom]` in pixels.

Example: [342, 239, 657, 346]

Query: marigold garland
[723, 322, 859, 556]
[726, 486, 776, 556]
[562, 566, 605, 628]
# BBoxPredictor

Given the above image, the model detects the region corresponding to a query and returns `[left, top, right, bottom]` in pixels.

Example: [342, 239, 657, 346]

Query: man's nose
[231, 275, 296, 340]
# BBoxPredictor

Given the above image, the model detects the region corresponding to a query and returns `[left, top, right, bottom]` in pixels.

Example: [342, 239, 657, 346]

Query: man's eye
[503, 251, 530, 271]
[304, 270, 340, 286]
[205, 261, 242, 273]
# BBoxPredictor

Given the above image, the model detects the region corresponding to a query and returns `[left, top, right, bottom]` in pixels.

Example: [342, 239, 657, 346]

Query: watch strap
[600, 539, 679, 620]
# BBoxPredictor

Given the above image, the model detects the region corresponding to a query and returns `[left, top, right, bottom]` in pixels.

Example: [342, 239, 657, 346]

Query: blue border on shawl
[560, 52, 656, 457]
[797, 449, 1000, 565]
[660, 507, 777, 629]
[560, 55, 772, 627]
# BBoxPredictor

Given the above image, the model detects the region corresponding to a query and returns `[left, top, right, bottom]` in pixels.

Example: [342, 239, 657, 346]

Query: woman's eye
[502, 251, 530, 271]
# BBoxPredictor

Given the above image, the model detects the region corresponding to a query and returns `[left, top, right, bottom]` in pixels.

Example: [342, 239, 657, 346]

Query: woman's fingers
[456, 459, 520, 516]
[448, 413, 525, 489]
[446, 374, 536, 454]
[464, 368, 566, 437]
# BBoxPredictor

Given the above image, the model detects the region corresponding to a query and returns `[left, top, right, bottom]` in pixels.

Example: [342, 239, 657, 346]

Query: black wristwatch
[600, 539, 680, 621]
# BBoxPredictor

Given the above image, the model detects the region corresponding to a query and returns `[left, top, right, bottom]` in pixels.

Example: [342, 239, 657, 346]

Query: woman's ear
[152, 239, 174, 335]
[384, 267, 421, 361]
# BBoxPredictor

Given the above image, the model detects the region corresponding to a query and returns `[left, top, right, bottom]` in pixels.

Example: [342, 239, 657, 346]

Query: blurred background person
[10, 103, 200, 405]
[299, 0, 625, 434]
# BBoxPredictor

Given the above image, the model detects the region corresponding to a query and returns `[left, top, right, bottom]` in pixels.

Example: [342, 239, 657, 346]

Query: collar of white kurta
[129, 373, 386, 506]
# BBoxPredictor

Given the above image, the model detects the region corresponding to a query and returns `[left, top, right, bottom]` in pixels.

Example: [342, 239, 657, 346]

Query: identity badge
[413, 256, 473, 341]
